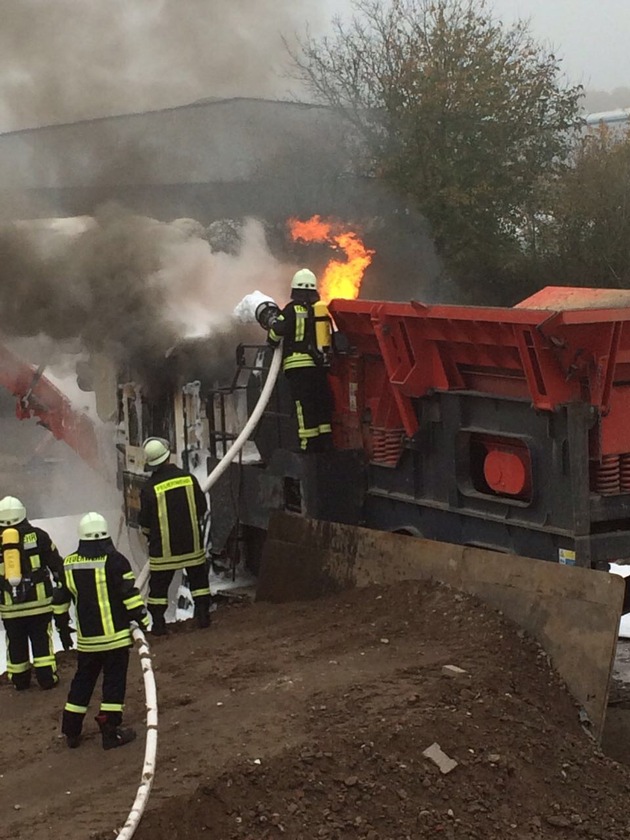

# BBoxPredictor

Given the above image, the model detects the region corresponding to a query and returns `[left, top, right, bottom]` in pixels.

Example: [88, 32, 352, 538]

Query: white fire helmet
[143, 436, 171, 468]
[291, 268, 318, 291]
[79, 511, 109, 541]
[0, 496, 26, 527]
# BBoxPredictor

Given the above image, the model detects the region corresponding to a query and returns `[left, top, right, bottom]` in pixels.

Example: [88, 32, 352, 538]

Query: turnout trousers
[284, 366, 333, 452]
[62, 647, 130, 737]
[148, 561, 211, 629]
[4, 611, 57, 690]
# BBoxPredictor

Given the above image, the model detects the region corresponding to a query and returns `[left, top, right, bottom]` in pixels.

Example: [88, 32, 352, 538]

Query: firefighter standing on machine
[0, 495, 72, 691]
[138, 436, 211, 635]
[59, 511, 149, 749]
[258, 268, 334, 453]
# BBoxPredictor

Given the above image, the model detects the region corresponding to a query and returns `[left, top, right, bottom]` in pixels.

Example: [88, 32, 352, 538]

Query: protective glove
[59, 624, 75, 651]
[54, 611, 75, 651]
[131, 614, 150, 633]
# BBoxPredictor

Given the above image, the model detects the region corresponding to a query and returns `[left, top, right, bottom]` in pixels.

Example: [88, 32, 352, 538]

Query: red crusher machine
[208, 287, 630, 585]
[0, 343, 103, 472]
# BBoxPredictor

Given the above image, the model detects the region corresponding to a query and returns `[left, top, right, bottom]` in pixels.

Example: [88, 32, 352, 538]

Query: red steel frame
[0, 343, 103, 471]
[329, 294, 630, 457]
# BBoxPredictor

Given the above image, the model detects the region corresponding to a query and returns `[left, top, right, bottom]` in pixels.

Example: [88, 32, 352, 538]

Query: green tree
[541, 124, 630, 288]
[290, 0, 583, 301]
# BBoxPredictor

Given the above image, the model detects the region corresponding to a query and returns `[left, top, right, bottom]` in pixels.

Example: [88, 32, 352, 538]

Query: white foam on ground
[611, 564, 630, 638]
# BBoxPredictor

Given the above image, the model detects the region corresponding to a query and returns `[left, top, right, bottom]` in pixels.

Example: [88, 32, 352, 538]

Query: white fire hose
[200, 343, 283, 494]
[115, 626, 158, 840]
[135, 343, 282, 594]
[121, 344, 281, 834]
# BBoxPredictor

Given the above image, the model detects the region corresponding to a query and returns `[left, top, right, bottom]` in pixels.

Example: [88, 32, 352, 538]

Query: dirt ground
[2, 581, 630, 840]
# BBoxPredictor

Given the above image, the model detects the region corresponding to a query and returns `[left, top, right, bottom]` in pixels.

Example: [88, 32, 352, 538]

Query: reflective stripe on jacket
[61, 540, 148, 653]
[268, 301, 318, 372]
[138, 464, 208, 571]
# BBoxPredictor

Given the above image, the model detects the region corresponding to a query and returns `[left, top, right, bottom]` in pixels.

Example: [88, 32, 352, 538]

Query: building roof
[0, 97, 345, 190]
[585, 109, 630, 127]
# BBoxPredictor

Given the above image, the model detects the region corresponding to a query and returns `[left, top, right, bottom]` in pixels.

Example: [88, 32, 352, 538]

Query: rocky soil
[2, 580, 630, 840]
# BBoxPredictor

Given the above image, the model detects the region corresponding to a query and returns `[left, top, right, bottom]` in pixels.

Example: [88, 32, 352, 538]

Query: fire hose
[115, 626, 158, 840]
[200, 344, 284, 493]
[117, 346, 280, 836]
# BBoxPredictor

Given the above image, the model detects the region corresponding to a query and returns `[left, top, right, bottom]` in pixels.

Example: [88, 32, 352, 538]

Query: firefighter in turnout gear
[0, 495, 71, 690]
[264, 268, 334, 452]
[138, 437, 211, 635]
[60, 512, 149, 750]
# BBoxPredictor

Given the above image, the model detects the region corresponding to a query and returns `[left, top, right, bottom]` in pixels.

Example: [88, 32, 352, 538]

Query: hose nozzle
[255, 300, 281, 331]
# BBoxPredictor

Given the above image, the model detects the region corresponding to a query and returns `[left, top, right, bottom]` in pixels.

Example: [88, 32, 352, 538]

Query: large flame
[288, 215, 374, 304]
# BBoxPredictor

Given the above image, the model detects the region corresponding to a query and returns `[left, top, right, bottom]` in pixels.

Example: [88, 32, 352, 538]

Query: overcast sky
[325, 0, 630, 92]
[0, 0, 628, 133]
[483, 0, 630, 91]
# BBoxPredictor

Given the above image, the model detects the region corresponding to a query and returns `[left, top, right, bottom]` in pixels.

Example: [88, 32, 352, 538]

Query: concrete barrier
[258, 511, 625, 740]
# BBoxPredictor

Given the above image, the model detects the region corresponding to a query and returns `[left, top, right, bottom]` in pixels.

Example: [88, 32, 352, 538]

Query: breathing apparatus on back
[3, 527, 22, 589]
[313, 298, 333, 367]
[1, 527, 31, 603]
[0, 496, 28, 601]
[291, 269, 333, 366]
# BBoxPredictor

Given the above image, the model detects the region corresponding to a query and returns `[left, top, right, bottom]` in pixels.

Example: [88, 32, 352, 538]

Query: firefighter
[138, 437, 211, 635]
[60, 511, 149, 749]
[0, 495, 72, 691]
[264, 268, 334, 453]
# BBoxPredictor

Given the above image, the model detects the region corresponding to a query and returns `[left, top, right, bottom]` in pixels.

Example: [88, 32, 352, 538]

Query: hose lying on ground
[115, 626, 158, 840]
[135, 344, 282, 593]
[115, 346, 280, 831]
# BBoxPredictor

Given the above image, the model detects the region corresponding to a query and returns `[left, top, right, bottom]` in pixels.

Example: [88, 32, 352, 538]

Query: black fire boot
[38, 673, 59, 691]
[95, 713, 137, 751]
[149, 606, 168, 637]
[62, 708, 84, 747]
[12, 671, 32, 691]
[194, 595, 211, 629]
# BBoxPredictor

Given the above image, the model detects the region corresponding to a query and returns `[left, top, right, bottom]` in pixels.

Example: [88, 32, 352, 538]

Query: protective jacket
[0, 521, 65, 621]
[268, 299, 321, 371]
[60, 538, 149, 653]
[138, 463, 208, 571]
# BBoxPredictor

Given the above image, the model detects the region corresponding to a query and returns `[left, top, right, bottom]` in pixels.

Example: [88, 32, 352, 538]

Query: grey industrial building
[0, 97, 364, 223]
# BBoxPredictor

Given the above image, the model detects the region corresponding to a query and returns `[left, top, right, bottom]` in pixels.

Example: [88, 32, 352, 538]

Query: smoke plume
[0, 207, 294, 385]
[0, 0, 336, 529]
[0, 0, 326, 132]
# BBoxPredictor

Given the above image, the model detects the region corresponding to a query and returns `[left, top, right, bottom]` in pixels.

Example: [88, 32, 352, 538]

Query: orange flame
[288, 215, 374, 304]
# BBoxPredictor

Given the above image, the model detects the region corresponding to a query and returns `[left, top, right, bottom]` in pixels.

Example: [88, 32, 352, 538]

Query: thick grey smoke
[0, 207, 293, 385]
[0, 1, 362, 529]
[0, 0, 325, 132]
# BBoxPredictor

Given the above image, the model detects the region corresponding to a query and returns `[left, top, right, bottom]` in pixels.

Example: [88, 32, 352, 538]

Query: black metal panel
[121, 471, 148, 530]
[249, 363, 299, 463]
[300, 450, 367, 524]
[364, 490, 630, 567]
[590, 494, 630, 522]
[369, 392, 578, 530]
[362, 390, 630, 567]
[362, 493, 582, 565]
[210, 379, 630, 569]
[209, 448, 366, 554]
